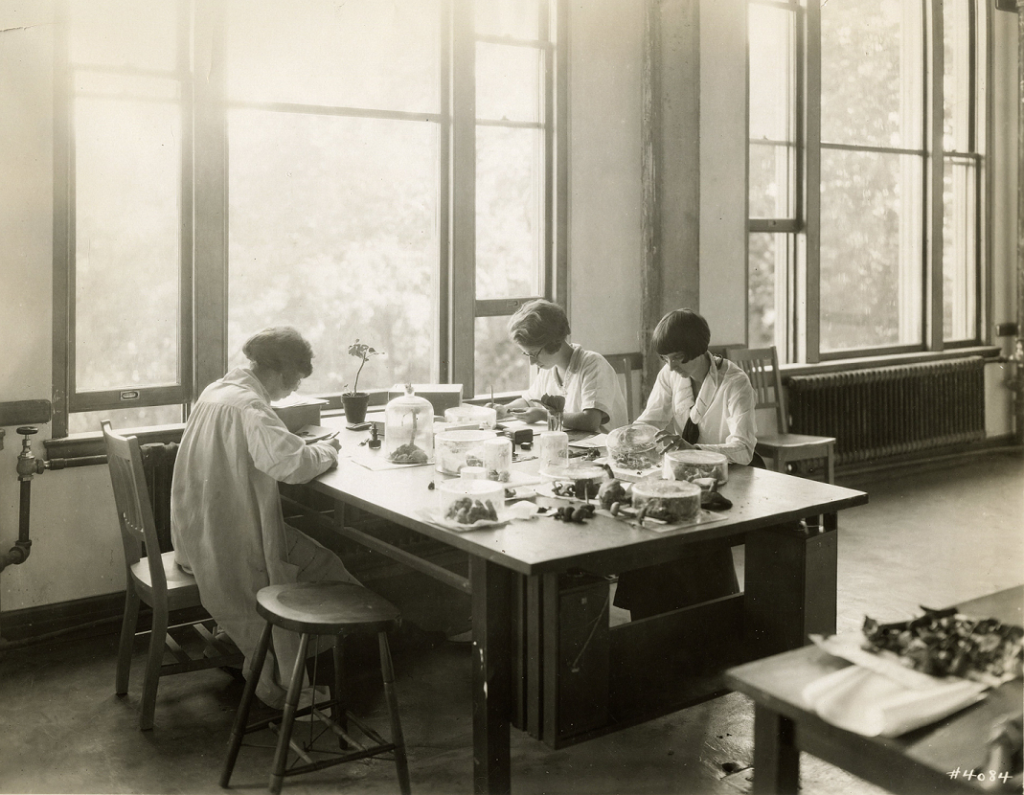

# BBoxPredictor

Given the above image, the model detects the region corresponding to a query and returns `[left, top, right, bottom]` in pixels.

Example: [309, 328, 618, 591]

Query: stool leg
[270, 631, 311, 795]
[332, 635, 349, 745]
[221, 620, 273, 788]
[378, 631, 411, 795]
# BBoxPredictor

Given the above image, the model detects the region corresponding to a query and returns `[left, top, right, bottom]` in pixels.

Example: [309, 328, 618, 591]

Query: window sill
[779, 346, 1001, 378]
[45, 423, 186, 461]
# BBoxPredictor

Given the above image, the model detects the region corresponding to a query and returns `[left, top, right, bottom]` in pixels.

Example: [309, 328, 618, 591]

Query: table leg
[471, 557, 513, 795]
[745, 523, 837, 657]
[752, 704, 800, 795]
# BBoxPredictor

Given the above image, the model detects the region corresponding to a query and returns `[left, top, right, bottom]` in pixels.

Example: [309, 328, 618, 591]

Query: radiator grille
[787, 357, 986, 465]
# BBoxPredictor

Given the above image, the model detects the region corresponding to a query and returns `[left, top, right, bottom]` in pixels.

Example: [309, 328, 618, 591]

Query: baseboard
[836, 436, 1022, 483]
[0, 591, 127, 643]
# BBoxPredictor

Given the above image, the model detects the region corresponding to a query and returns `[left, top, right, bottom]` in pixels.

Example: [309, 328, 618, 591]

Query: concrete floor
[1, 451, 1021, 795]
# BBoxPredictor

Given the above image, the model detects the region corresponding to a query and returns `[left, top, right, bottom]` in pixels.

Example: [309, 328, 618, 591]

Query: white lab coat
[170, 367, 356, 708]
[636, 354, 757, 465]
[524, 345, 629, 431]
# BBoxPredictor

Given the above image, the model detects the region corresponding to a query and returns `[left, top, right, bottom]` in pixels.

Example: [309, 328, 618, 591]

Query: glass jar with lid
[385, 384, 434, 464]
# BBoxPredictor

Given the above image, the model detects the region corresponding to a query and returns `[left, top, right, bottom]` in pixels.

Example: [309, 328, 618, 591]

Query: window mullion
[450, 0, 476, 393]
[926, 0, 944, 351]
[192, 0, 228, 396]
[801, 0, 821, 364]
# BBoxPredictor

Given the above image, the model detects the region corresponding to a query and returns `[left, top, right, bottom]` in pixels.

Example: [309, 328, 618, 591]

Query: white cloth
[170, 367, 357, 708]
[636, 354, 757, 465]
[524, 345, 628, 431]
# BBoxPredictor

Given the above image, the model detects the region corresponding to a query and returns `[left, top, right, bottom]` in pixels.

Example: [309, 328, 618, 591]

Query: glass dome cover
[385, 384, 434, 464]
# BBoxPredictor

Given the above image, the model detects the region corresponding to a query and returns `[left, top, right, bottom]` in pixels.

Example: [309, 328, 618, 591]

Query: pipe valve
[16, 427, 47, 480]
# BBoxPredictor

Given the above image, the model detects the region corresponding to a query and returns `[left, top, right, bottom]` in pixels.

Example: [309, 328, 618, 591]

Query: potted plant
[341, 340, 381, 424]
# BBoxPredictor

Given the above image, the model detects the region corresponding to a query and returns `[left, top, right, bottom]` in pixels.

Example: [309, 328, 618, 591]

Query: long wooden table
[725, 586, 1024, 795]
[305, 424, 868, 794]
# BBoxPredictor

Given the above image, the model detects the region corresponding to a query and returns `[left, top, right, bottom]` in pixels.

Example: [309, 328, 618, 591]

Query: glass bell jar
[385, 384, 434, 464]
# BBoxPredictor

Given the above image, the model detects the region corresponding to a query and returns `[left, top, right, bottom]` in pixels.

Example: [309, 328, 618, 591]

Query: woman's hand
[655, 430, 694, 453]
[509, 406, 548, 425]
[325, 436, 341, 452]
[487, 402, 511, 421]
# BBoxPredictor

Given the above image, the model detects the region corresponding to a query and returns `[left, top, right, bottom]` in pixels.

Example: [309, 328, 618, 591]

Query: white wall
[1, 1, 128, 614]
[568, 0, 645, 356]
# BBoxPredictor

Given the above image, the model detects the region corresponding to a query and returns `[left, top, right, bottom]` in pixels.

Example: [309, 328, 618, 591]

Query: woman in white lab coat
[171, 327, 357, 709]
[614, 309, 758, 619]
[489, 299, 628, 433]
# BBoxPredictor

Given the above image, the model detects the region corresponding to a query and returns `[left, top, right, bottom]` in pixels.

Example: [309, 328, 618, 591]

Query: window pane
[748, 232, 788, 349]
[225, 0, 440, 114]
[748, 3, 796, 220]
[475, 316, 530, 397]
[943, 159, 978, 341]
[69, 0, 180, 71]
[227, 110, 439, 393]
[943, 0, 972, 152]
[475, 0, 542, 39]
[476, 126, 544, 299]
[821, 0, 924, 149]
[749, 4, 795, 144]
[819, 150, 924, 352]
[749, 142, 796, 220]
[69, 405, 183, 435]
[476, 42, 543, 123]
[75, 93, 182, 390]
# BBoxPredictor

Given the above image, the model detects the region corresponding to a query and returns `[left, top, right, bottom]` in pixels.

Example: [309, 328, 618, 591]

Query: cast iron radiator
[786, 356, 986, 465]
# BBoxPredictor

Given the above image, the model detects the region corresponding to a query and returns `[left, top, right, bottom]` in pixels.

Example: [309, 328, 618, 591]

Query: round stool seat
[256, 581, 401, 635]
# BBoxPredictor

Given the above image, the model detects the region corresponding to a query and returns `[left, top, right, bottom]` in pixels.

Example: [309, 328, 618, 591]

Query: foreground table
[305, 425, 868, 793]
[725, 586, 1024, 795]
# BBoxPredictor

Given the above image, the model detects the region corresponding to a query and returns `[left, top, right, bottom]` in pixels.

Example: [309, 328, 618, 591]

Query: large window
[748, 0, 986, 363]
[59, 0, 192, 434]
[54, 0, 565, 436]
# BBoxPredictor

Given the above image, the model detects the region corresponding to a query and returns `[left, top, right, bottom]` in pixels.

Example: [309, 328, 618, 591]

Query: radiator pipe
[0, 428, 47, 573]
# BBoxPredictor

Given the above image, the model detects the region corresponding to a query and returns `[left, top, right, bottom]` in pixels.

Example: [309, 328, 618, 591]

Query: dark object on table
[503, 427, 534, 451]
[862, 608, 1024, 681]
[552, 504, 596, 523]
[368, 425, 382, 450]
[347, 421, 372, 431]
[701, 490, 732, 511]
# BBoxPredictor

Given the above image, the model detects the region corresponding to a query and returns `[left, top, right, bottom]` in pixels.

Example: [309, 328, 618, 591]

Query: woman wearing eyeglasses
[488, 299, 628, 433]
[615, 308, 757, 620]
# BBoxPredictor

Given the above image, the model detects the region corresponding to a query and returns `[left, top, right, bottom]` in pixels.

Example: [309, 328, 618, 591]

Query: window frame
[52, 0, 568, 438]
[52, 0, 194, 438]
[746, 0, 988, 365]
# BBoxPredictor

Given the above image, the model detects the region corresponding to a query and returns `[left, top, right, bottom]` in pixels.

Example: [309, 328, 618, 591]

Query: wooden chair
[220, 581, 411, 795]
[725, 347, 838, 527]
[604, 352, 644, 424]
[102, 421, 243, 731]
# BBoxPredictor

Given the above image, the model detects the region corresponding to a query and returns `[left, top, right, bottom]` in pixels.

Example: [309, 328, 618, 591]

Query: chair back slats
[604, 352, 643, 424]
[725, 346, 788, 434]
[102, 421, 169, 597]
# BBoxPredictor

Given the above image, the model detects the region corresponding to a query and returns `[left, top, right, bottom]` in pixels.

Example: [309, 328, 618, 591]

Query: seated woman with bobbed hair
[636, 308, 757, 464]
[489, 299, 628, 433]
[171, 326, 358, 710]
[615, 309, 758, 620]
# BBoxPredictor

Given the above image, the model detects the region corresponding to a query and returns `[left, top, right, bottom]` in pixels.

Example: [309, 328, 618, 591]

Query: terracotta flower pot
[341, 392, 370, 424]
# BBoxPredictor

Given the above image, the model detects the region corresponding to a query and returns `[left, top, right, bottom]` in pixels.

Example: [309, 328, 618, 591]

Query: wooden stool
[220, 582, 411, 794]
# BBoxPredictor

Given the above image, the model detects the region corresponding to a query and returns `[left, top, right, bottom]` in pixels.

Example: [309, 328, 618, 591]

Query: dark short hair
[507, 299, 570, 353]
[651, 309, 711, 360]
[242, 327, 314, 378]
